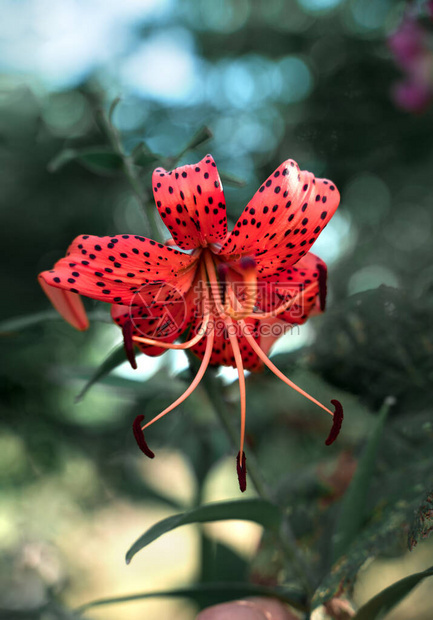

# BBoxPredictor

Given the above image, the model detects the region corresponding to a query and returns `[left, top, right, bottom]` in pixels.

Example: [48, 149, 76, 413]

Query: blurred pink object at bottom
[196, 597, 299, 620]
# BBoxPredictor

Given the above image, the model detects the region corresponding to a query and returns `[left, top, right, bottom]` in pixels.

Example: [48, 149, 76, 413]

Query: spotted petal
[111, 283, 197, 357]
[153, 154, 227, 250]
[256, 252, 327, 324]
[220, 159, 340, 278]
[39, 234, 197, 329]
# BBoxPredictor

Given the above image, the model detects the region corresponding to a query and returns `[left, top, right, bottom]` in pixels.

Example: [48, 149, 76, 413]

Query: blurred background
[1, 0, 433, 618]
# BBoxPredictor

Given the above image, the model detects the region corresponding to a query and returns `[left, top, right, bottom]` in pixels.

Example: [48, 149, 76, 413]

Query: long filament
[240, 319, 335, 418]
[203, 250, 226, 315]
[132, 307, 210, 350]
[252, 281, 318, 320]
[141, 321, 215, 431]
[225, 318, 247, 457]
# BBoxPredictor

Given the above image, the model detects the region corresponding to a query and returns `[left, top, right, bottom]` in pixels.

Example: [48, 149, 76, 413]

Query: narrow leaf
[219, 170, 247, 187]
[332, 401, 390, 562]
[108, 97, 122, 124]
[76, 582, 307, 615]
[178, 125, 213, 156]
[0, 310, 109, 335]
[353, 565, 433, 620]
[48, 147, 123, 174]
[75, 343, 141, 402]
[126, 499, 281, 564]
[313, 506, 407, 608]
[132, 142, 161, 167]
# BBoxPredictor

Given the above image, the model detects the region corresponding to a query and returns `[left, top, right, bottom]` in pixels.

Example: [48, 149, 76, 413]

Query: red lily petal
[256, 252, 328, 324]
[220, 159, 340, 278]
[38, 277, 89, 331]
[122, 318, 138, 369]
[111, 283, 197, 357]
[153, 155, 227, 250]
[39, 235, 197, 318]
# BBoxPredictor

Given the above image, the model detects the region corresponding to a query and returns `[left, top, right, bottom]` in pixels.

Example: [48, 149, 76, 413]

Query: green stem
[200, 366, 315, 598]
[98, 107, 162, 242]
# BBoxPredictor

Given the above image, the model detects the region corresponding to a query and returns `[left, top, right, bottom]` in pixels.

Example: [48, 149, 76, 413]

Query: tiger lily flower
[39, 155, 343, 491]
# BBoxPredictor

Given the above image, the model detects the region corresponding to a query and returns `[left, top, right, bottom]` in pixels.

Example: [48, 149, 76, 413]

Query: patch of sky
[312, 210, 353, 264]
[120, 29, 204, 104]
[0, 0, 173, 89]
[277, 56, 313, 103]
[298, 0, 342, 13]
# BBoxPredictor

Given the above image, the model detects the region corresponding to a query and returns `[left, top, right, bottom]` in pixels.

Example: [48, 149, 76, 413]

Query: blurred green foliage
[2, 0, 433, 618]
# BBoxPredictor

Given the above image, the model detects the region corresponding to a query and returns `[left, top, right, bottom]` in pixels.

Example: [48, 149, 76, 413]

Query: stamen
[317, 263, 327, 311]
[221, 258, 258, 321]
[132, 414, 155, 458]
[141, 321, 215, 431]
[240, 320, 337, 418]
[325, 400, 344, 445]
[236, 451, 247, 492]
[203, 250, 225, 314]
[217, 262, 229, 305]
[252, 281, 317, 320]
[122, 319, 137, 370]
[226, 318, 247, 482]
[132, 308, 210, 350]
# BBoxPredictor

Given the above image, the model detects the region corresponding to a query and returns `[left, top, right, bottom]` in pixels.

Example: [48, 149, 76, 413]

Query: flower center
[131, 244, 343, 493]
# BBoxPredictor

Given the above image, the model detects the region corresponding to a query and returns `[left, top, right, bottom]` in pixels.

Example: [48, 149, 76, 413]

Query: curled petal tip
[132, 415, 155, 458]
[236, 451, 247, 492]
[122, 319, 137, 370]
[325, 400, 344, 446]
[317, 263, 328, 312]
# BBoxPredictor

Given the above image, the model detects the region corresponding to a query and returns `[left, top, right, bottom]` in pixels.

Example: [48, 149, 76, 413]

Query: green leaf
[75, 343, 141, 402]
[0, 310, 109, 335]
[200, 535, 249, 584]
[48, 147, 123, 174]
[312, 505, 407, 608]
[408, 487, 433, 550]
[108, 96, 122, 124]
[178, 125, 213, 156]
[353, 565, 433, 620]
[126, 498, 281, 564]
[219, 170, 247, 187]
[0, 310, 65, 334]
[332, 401, 390, 563]
[131, 142, 161, 167]
[76, 582, 307, 615]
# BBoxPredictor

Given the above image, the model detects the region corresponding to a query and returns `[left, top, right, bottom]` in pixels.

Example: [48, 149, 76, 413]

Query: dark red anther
[239, 256, 256, 270]
[217, 263, 229, 305]
[122, 319, 137, 370]
[236, 451, 247, 492]
[325, 400, 344, 446]
[317, 263, 328, 312]
[132, 415, 155, 458]
[217, 262, 229, 282]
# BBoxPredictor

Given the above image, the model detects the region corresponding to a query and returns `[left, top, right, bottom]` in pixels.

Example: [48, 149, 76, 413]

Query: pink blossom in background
[392, 79, 432, 112]
[388, 5, 433, 112]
